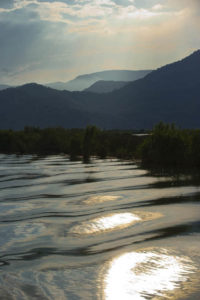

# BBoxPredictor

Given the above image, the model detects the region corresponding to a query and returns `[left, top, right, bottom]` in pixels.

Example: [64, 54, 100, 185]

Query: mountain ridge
[0, 84, 10, 91]
[84, 80, 129, 93]
[46, 69, 152, 91]
[0, 50, 200, 129]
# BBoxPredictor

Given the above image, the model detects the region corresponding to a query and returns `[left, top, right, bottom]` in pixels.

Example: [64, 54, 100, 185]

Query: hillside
[0, 50, 200, 129]
[0, 84, 10, 91]
[74, 50, 200, 128]
[84, 80, 128, 93]
[46, 70, 151, 91]
[116, 50, 200, 128]
[0, 84, 89, 129]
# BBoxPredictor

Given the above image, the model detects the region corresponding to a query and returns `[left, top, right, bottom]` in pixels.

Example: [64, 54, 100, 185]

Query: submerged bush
[2, 123, 200, 168]
[138, 122, 200, 168]
[0, 126, 145, 160]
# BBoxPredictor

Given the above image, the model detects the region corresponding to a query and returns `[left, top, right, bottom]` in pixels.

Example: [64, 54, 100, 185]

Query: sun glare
[70, 213, 140, 234]
[103, 249, 195, 300]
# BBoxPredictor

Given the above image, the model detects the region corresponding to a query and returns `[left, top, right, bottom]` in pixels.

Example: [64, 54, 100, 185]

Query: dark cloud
[0, 0, 14, 8]
[0, 4, 76, 83]
[0, 19, 44, 72]
[0, 67, 10, 75]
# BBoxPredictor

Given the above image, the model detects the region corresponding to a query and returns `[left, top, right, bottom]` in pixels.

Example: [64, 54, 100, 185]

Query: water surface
[0, 155, 200, 299]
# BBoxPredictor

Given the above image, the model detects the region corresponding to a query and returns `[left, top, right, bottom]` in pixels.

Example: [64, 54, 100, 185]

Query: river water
[0, 154, 200, 299]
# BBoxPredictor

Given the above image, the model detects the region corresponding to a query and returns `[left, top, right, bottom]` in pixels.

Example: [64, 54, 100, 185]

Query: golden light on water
[103, 249, 195, 300]
[90, 213, 140, 233]
[70, 210, 162, 235]
[84, 195, 121, 204]
[70, 213, 140, 234]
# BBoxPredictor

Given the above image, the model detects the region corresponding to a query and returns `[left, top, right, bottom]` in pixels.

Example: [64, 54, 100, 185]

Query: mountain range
[84, 80, 129, 93]
[46, 70, 151, 91]
[0, 50, 200, 130]
[0, 84, 10, 91]
[0, 70, 151, 93]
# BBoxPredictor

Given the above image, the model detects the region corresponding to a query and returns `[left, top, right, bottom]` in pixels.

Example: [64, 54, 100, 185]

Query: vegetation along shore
[0, 122, 200, 169]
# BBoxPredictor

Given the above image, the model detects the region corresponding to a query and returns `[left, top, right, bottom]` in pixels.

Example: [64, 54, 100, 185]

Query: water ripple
[0, 155, 200, 299]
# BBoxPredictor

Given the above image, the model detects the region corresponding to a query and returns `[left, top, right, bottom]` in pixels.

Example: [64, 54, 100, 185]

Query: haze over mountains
[46, 70, 151, 91]
[0, 84, 10, 91]
[84, 80, 129, 93]
[0, 70, 150, 93]
[0, 50, 200, 130]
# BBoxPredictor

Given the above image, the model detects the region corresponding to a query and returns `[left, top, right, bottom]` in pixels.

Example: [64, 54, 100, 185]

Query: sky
[0, 0, 200, 84]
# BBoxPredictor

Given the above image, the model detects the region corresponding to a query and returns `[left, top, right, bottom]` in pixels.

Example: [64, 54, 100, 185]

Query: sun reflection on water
[70, 213, 140, 234]
[103, 249, 196, 300]
[84, 195, 121, 204]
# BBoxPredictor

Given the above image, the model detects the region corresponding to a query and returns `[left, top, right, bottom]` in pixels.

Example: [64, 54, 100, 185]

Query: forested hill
[144, 49, 200, 87]
[77, 49, 200, 129]
[97, 49, 200, 128]
[0, 84, 92, 129]
[0, 50, 200, 130]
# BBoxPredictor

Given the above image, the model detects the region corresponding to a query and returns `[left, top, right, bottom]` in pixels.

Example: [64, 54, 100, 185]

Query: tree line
[1, 123, 200, 168]
[0, 126, 145, 161]
[138, 122, 200, 168]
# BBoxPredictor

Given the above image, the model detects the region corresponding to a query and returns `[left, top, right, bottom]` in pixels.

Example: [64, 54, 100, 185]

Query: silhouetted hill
[0, 50, 200, 129]
[46, 70, 152, 91]
[0, 84, 10, 91]
[0, 83, 119, 129]
[0, 83, 89, 129]
[76, 50, 200, 128]
[144, 49, 200, 87]
[84, 80, 129, 93]
[106, 50, 200, 128]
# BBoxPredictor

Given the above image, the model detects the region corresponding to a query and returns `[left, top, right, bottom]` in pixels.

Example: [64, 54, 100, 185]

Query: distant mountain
[0, 83, 116, 130]
[0, 83, 91, 129]
[69, 49, 200, 128]
[46, 70, 152, 91]
[100, 49, 200, 128]
[0, 50, 200, 130]
[0, 84, 10, 91]
[84, 80, 129, 93]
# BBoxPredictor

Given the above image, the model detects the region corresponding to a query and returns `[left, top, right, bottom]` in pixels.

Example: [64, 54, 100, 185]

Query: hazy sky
[0, 0, 199, 84]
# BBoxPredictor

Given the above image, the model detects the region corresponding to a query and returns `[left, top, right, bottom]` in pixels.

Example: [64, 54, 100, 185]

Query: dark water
[0, 154, 200, 300]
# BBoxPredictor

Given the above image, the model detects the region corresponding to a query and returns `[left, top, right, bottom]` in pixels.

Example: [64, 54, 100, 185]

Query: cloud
[0, 19, 45, 78]
[0, 0, 166, 25]
[0, 0, 14, 8]
[0, 0, 199, 84]
[134, 0, 165, 9]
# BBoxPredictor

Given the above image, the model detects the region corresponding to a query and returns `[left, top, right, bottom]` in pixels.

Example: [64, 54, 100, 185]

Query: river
[0, 154, 200, 299]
